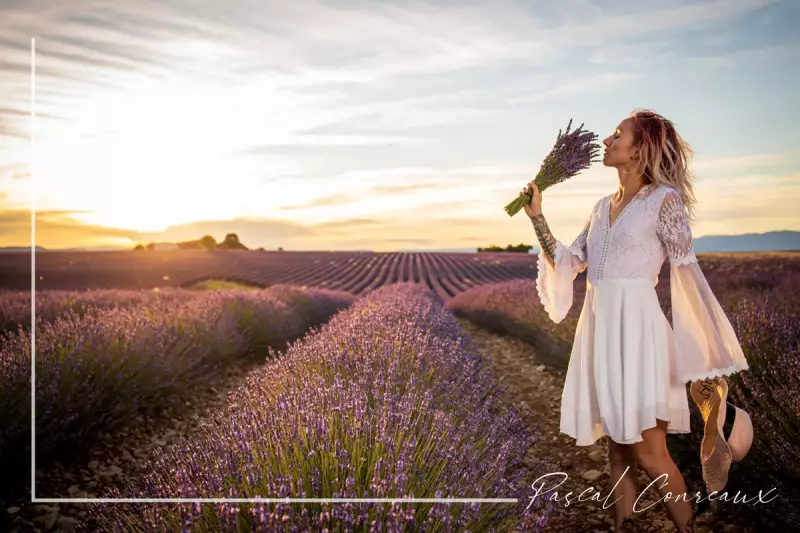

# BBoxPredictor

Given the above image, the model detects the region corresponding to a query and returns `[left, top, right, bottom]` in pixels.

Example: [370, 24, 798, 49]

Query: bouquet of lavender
[504, 118, 601, 217]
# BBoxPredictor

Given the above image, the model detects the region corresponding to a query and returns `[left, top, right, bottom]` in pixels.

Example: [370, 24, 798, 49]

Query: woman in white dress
[521, 110, 749, 533]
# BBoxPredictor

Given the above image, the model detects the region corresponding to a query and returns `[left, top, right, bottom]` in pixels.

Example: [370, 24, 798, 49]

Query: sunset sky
[0, 0, 798, 251]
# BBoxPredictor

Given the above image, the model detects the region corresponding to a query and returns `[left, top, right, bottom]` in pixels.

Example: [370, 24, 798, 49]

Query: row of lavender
[0, 289, 194, 334]
[446, 273, 800, 532]
[83, 283, 555, 532]
[0, 285, 357, 497]
[0, 250, 538, 297]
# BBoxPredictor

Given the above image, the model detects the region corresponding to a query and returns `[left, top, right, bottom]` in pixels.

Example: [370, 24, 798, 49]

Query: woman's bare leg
[631, 419, 697, 532]
[606, 436, 639, 529]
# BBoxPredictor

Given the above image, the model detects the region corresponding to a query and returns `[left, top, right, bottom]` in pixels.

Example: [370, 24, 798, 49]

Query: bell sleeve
[535, 203, 594, 324]
[656, 190, 749, 383]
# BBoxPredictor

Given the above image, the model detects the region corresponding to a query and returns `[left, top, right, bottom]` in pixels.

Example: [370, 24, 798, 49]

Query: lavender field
[0, 250, 797, 531]
[87, 283, 554, 532]
[0, 280, 555, 533]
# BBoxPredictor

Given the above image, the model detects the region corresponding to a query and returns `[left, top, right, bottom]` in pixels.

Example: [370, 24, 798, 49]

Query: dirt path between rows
[456, 317, 752, 533]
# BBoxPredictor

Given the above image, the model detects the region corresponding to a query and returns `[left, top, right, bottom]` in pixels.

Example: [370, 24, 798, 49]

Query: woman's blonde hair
[630, 109, 698, 224]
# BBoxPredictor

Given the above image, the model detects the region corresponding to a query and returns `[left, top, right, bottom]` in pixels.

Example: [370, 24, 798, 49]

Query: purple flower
[505, 118, 601, 217]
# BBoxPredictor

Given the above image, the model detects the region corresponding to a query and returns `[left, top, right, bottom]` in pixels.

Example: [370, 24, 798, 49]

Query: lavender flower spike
[504, 118, 601, 217]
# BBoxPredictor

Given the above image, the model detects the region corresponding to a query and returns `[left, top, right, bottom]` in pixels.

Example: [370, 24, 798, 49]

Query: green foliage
[477, 243, 534, 253]
[217, 233, 248, 250]
[187, 279, 262, 291]
[136, 233, 249, 251]
[200, 235, 217, 249]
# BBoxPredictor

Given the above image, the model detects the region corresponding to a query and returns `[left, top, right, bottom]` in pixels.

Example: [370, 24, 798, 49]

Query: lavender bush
[447, 278, 580, 372]
[0, 288, 221, 335]
[0, 285, 358, 337]
[698, 302, 800, 530]
[263, 284, 362, 334]
[86, 283, 555, 532]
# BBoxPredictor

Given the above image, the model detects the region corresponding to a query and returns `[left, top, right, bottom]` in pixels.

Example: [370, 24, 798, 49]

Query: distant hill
[0, 246, 47, 253]
[473, 230, 800, 255]
[691, 231, 800, 253]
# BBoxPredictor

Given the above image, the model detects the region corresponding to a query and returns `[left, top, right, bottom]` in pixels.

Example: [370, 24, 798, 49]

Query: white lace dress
[536, 183, 750, 446]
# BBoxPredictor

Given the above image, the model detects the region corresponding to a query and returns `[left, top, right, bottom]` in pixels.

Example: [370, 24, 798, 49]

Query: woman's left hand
[521, 180, 543, 217]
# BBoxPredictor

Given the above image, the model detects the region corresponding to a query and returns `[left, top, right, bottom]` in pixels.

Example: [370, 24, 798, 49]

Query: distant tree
[133, 244, 145, 251]
[177, 240, 201, 250]
[477, 243, 533, 253]
[218, 233, 248, 250]
[477, 244, 502, 252]
[277, 246, 284, 252]
[200, 235, 217, 250]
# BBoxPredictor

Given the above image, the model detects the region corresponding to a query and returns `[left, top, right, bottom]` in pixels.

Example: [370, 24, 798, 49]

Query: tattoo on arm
[530, 214, 557, 261]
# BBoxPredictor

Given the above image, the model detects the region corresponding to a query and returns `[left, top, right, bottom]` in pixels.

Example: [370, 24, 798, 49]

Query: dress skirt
[560, 278, 691, 446]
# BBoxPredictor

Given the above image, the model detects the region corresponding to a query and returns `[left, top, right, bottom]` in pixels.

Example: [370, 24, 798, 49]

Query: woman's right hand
[520, 180, 543, 218]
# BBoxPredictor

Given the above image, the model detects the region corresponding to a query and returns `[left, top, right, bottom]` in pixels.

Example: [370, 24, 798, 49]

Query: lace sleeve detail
[656, 190, 697, 267]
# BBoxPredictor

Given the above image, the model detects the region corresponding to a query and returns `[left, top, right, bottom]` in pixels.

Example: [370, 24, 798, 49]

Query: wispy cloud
[0, 209, 140, 249]
[682, 43, 800, 70]
[0, 209, 316, 249]
[694, 179, 800, 235]
[587, 40, 676, 67]
[508, 72, 644, 104]
[703, 172, 800, 189]
[547, 0, 778, 43]
[278, 193, 355, 211]
[693, 152, 795, 174]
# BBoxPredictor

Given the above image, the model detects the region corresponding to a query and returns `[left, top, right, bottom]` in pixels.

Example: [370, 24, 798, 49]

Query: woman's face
[602, 117, 638, 169]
